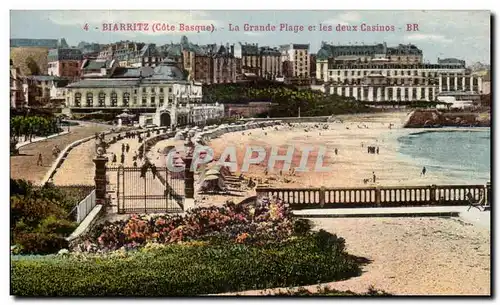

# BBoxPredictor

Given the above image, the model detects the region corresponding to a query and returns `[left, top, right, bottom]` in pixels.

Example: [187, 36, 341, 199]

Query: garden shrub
[11, 231, 361, 296]
[13, 232, 69, 255]
[10, 179, 83, 254]
[11, 196, 66, 228]
[11, 179, 34, 197]
[293, 218, 312, 236]
[37, 216, 77, 235]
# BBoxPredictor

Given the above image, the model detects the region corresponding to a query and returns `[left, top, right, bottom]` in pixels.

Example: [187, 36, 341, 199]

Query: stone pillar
[430, 184, 437, 203]
[319, 187, 326, 207]
[183, 140, 195, 199]
[93, 156, 109, 206]
[375, 187, 381, 206]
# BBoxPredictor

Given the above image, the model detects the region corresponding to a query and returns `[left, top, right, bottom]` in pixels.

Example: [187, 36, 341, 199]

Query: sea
[397, 128, 491, 184]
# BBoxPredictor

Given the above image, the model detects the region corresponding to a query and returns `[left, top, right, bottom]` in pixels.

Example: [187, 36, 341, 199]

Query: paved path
[16, 131, 69, 149]
[10, 122, 111, 184]
[51, 138, 100, 186]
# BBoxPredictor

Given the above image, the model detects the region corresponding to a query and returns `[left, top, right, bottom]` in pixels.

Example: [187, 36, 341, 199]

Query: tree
[25, 57, 41, 75]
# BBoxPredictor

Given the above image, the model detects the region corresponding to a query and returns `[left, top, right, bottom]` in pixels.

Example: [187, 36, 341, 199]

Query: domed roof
[317, 47, 331, 60]
[150, 59, 185, 80]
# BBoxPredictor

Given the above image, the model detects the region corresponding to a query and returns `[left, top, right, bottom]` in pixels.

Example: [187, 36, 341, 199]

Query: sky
[10, 10, 491, 65]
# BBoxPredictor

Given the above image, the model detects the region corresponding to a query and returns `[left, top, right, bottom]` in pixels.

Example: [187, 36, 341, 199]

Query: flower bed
[75, 197, 297, 252]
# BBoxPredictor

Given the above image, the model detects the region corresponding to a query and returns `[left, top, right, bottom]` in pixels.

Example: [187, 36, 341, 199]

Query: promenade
[10, 122, 110, 184]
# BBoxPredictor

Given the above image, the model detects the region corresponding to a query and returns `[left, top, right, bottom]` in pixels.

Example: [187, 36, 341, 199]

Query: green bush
[10, 179, 82, 254]
[10, 179, 34, 197]
[36, 216, 77, 235]
[293, 218, 312, 236]
[13, 232, 69, 255]
[11, 196, 66, 228]
[11, 231, 362, 296]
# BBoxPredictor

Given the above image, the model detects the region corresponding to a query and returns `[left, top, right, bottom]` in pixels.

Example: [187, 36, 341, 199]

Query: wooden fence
[256, 183, 491, 209]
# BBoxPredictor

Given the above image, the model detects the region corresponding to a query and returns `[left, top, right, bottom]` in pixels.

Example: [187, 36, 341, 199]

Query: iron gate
[111, 166, 185, 214]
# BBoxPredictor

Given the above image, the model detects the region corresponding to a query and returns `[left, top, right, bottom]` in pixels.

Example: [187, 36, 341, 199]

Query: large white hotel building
[315, 42, 484, 102]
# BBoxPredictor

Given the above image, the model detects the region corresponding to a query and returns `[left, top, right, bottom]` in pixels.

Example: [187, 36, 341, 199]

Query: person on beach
[421, 167, 427, 176]
[372, 172, 376, 183]
[37, 153, 43, 166]
[335, 148, 338, 155]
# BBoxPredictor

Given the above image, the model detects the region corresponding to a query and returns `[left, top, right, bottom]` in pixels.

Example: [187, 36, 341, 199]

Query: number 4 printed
[83, 23, 89, 31]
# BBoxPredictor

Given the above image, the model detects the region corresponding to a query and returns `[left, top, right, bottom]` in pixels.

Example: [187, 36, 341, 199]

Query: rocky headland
[403, 109, 490, 128]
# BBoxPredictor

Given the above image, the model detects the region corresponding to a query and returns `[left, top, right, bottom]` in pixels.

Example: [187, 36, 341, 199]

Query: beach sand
[208, 112, 485, 190]
[218, 216, 490, 296]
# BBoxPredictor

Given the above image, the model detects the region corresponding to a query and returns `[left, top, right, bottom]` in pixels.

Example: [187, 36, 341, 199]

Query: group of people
[37, 144, 61, 166]
[110, 143, 136, 166]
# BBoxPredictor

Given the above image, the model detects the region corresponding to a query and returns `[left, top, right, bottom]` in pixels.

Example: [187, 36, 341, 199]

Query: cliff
[10, 47, 49, 76]
[403, 109, 490, 128]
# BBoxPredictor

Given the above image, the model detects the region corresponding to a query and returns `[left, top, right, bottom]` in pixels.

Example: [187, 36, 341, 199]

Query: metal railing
[68, 189, 96, 223]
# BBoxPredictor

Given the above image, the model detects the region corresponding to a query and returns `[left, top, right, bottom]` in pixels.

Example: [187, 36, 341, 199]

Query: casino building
[315, 42, 483, 102]
[65, 58, 224, 127]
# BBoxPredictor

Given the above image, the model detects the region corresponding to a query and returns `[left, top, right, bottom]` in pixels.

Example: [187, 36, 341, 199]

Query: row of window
[330, 70, 441, 77]
[332, 78, 438, 85]
[333, 87, 435, 100]
[141, 87, 173, 93]
[73, 91, 175, 107]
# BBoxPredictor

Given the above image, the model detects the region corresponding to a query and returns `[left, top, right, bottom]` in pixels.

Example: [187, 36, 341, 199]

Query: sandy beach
[208, 112, 488, 189]
[219, 216, 490, 296]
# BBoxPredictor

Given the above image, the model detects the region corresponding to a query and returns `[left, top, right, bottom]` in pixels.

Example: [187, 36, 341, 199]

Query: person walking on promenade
[421, 166, 427, 177]
[372, 172, 376, 183]
[36, 153, 43, 166]
[112, 153, 117, 163]
[121, 143, 125, 153]
[120, 153, 125, 164]
[151, 163, 157, 180]
[335, 148, 338, 155]
[376, 147, 379, 154]
[126, 144, 130, 153]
